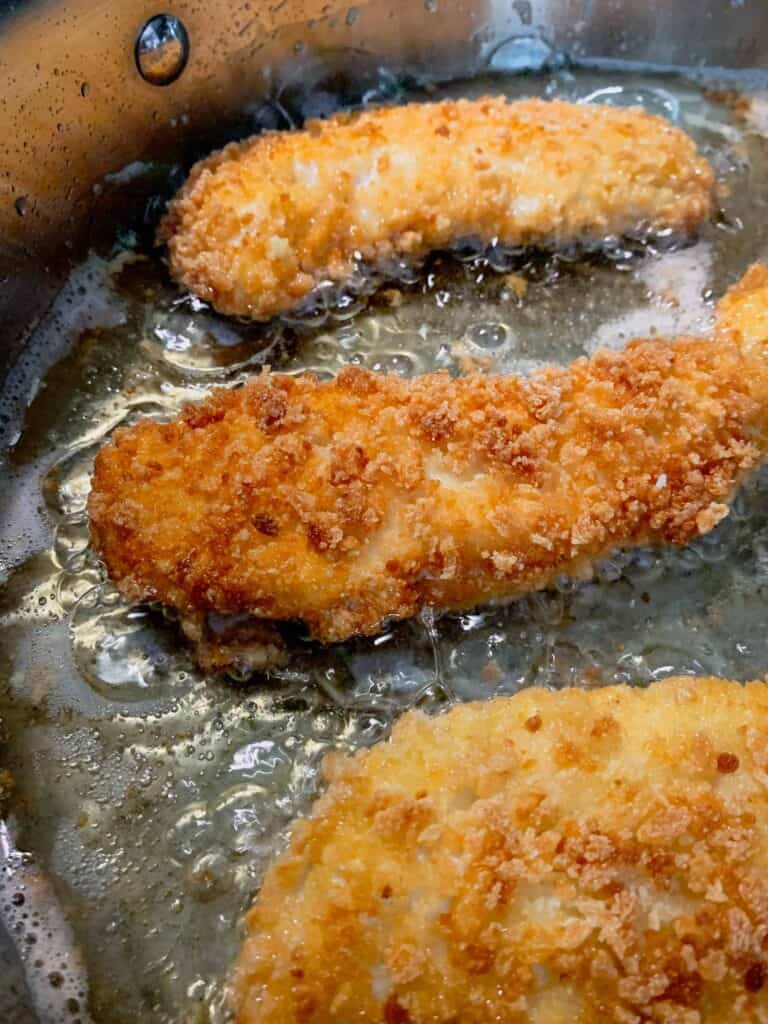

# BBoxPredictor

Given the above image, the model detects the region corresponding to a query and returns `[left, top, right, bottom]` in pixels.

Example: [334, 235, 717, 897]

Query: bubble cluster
[0, 822, 94, 1024]
[70, 587, 193, 701]
[2, 67, 768, 1024]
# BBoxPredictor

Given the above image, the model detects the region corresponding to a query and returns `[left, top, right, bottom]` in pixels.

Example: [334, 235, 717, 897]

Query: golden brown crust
[159, 97, 714, 319]
[714, 263, 768, 353]
[231, 677, 768, 1023]
[88, 267, 768, 645]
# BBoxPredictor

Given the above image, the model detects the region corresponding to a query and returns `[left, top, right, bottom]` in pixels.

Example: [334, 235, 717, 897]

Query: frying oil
[3, 68, 768, 1023]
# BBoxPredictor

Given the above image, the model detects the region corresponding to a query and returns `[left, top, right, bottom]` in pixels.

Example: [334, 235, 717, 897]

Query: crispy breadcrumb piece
[232, 677, 768, 1023]
[159, 97, 714, 319]
[88, 266, 768, 651]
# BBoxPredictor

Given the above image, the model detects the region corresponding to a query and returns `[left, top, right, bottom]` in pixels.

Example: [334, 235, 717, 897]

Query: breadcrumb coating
[232, 676, 768, 1023]
[87, 266, 768, 649]
[158, 97, 714, 319]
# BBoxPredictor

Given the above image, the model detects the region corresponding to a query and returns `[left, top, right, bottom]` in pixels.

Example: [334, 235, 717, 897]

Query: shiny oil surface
[3, 69, 768, 1023]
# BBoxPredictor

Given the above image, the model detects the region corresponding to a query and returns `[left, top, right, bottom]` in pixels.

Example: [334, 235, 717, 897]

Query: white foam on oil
[584, 243, 714, 354]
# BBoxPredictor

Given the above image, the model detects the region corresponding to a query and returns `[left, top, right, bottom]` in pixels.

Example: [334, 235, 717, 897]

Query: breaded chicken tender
[88, 266, 768, 654]
[159, 97, 714, 319]
[232, 676, 768, 1023]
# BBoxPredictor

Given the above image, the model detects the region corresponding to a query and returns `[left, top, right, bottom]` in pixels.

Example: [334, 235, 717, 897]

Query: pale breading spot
[159, 97, 715, 319]
[88, 266, 768, 651]
[231, 676, 768, 1023]
[714, 262, 768, 350]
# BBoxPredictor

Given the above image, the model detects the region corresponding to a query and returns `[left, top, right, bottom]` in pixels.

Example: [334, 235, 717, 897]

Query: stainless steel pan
[4, 2, 768, 1021]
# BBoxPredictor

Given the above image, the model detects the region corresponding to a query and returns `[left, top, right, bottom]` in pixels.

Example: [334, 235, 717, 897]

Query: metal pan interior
[4, 66, 768, 1023]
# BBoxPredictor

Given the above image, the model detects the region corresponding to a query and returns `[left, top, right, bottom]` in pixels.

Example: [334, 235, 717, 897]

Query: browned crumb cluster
[232, 676, 768, 1023]
[159, 96, 714, 319]
[703, 87, 753, 122]
[87, 266, 768, 647]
